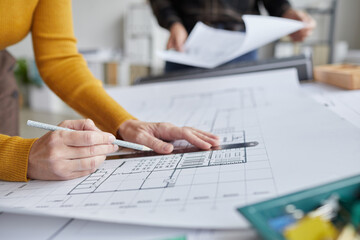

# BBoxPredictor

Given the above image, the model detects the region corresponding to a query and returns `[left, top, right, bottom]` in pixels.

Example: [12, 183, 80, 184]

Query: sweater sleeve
[0, 135, 36, 182]
[149, 0, 183, 30]
[31, 0, 136, 135]
[262, 0, 291, 17]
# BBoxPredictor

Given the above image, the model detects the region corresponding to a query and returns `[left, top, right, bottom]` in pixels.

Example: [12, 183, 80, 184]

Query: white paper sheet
[301, 82, 360, 129]
[0, 212, 254, 240]
[158, 15, 304, 68]
[1, 69, 360, 229]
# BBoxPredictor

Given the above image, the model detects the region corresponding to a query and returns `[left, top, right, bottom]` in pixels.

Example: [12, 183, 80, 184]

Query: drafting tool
[107, 141, 258, 160]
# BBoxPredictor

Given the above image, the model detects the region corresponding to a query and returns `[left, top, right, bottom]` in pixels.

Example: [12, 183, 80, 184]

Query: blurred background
[7, 0, 360, 137]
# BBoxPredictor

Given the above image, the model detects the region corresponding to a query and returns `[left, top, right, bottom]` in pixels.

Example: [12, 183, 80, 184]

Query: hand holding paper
[158, 15, 305, 68]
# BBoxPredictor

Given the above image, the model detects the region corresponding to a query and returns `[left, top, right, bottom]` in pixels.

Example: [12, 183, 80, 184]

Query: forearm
[0, 135, 36, 182]
[32, 0, 135, 135]
[36, 54, 135, 134]
[262, 0, 292, 17]
[149, 0, 182, 30]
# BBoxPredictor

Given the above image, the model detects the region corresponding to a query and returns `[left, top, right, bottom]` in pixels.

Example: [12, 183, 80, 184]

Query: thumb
[80, 119, 102, 132]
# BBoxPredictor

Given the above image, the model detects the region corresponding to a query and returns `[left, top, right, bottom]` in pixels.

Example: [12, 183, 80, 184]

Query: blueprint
[1, 69, 360, 229]
[158, 15, 304, 68]
[301, 82, 360, 129]
[0, 212, 254, 240]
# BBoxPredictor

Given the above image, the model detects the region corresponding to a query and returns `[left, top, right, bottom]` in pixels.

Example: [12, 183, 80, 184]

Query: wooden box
[314, 64, 360, 90]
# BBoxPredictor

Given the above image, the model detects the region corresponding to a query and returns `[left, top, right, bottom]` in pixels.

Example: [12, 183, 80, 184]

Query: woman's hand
[282, 9, 316, 42]
[28, 119, 118, 181]
[118, 120, 220, 154]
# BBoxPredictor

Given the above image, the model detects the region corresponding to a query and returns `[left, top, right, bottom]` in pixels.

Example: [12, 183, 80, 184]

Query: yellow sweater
[0, 0, 135, 181]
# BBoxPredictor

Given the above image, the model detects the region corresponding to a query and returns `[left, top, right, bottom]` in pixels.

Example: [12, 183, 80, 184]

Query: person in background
[0, 0, 220, 182]
[150, 0, 316, 72]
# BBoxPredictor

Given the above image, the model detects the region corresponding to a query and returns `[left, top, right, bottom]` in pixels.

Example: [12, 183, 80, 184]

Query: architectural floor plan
[1, 69, 360, 229]
[0, 85, 276, 228]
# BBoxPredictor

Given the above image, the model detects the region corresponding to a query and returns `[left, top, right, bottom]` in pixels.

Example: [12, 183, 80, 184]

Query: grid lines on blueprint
[0, 87, 276, 220]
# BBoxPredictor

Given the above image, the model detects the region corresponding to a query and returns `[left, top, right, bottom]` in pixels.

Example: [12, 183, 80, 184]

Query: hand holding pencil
[27, 120, 151, 151]
[27, 119, 120, 180]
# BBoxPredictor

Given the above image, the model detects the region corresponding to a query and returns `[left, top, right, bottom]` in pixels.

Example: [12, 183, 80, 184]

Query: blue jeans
[165, 49, 258, 73]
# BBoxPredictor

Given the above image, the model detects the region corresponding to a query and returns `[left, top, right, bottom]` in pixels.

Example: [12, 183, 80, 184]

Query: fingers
[168, 22, 187, 52]
[167, 36, 184, 52]
[59, 130, 116, 147]
[137, 132, 174, 154]
[63, 144, 118, 159]
[283, 9, 316, 42]
[118, 120, 220, 154]
[180, 128, 213, 150]
[52, 155, 106, 180]
[162, 125, 218, 147]
[154, 123, 220, 150]
[299, 13, 315, 40]
[299, 11, 316, 30]
[191, 129, 220, 147]
[69, 155, 107, 172]
[167, 37, 175, 50]
[290, 32, 306, 42]
[66, 170, 96, 180]
[296, 12, 315, 41]
[305, 18, 316, 30]
[164, 126, 212, 150]
[27, 120, 117, 181]
[174, 38, 184, 52]
[290, 28, 311, 42]
[189, 128, 220, 142]
[59, 119, 101, 131]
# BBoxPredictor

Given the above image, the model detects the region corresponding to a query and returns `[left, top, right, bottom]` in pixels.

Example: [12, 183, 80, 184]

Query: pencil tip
[142, 146, 152, 151]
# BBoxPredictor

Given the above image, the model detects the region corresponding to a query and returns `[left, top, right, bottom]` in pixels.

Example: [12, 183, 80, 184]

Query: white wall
[8, 0, 146, 58]
[7, 34, 33, 58]
[72, 0, 145, 50]
[334, 0, 360, 49]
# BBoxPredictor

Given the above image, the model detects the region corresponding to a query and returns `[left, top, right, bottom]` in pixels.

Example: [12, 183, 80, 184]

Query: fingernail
[163, 144, 173, 152]
[108, 135, 116, 143]
[113, 145, 119, 152]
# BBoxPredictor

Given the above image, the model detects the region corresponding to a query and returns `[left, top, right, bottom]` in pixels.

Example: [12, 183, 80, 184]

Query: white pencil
[27, 120, 152, 151]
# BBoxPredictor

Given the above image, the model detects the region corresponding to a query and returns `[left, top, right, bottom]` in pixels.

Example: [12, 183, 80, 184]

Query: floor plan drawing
[69, 140, 257, 195]
[0, 77, 277, 228]
[301, 83, 360, 129]
[1, 69, 360, 229]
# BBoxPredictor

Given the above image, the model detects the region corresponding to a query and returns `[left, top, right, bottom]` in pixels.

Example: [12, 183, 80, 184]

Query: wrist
[282, 8, 296, 19]
[170, 22, 185, 32]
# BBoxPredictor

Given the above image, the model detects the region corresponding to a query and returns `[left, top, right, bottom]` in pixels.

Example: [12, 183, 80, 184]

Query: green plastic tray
[238, 174, 360, 239]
